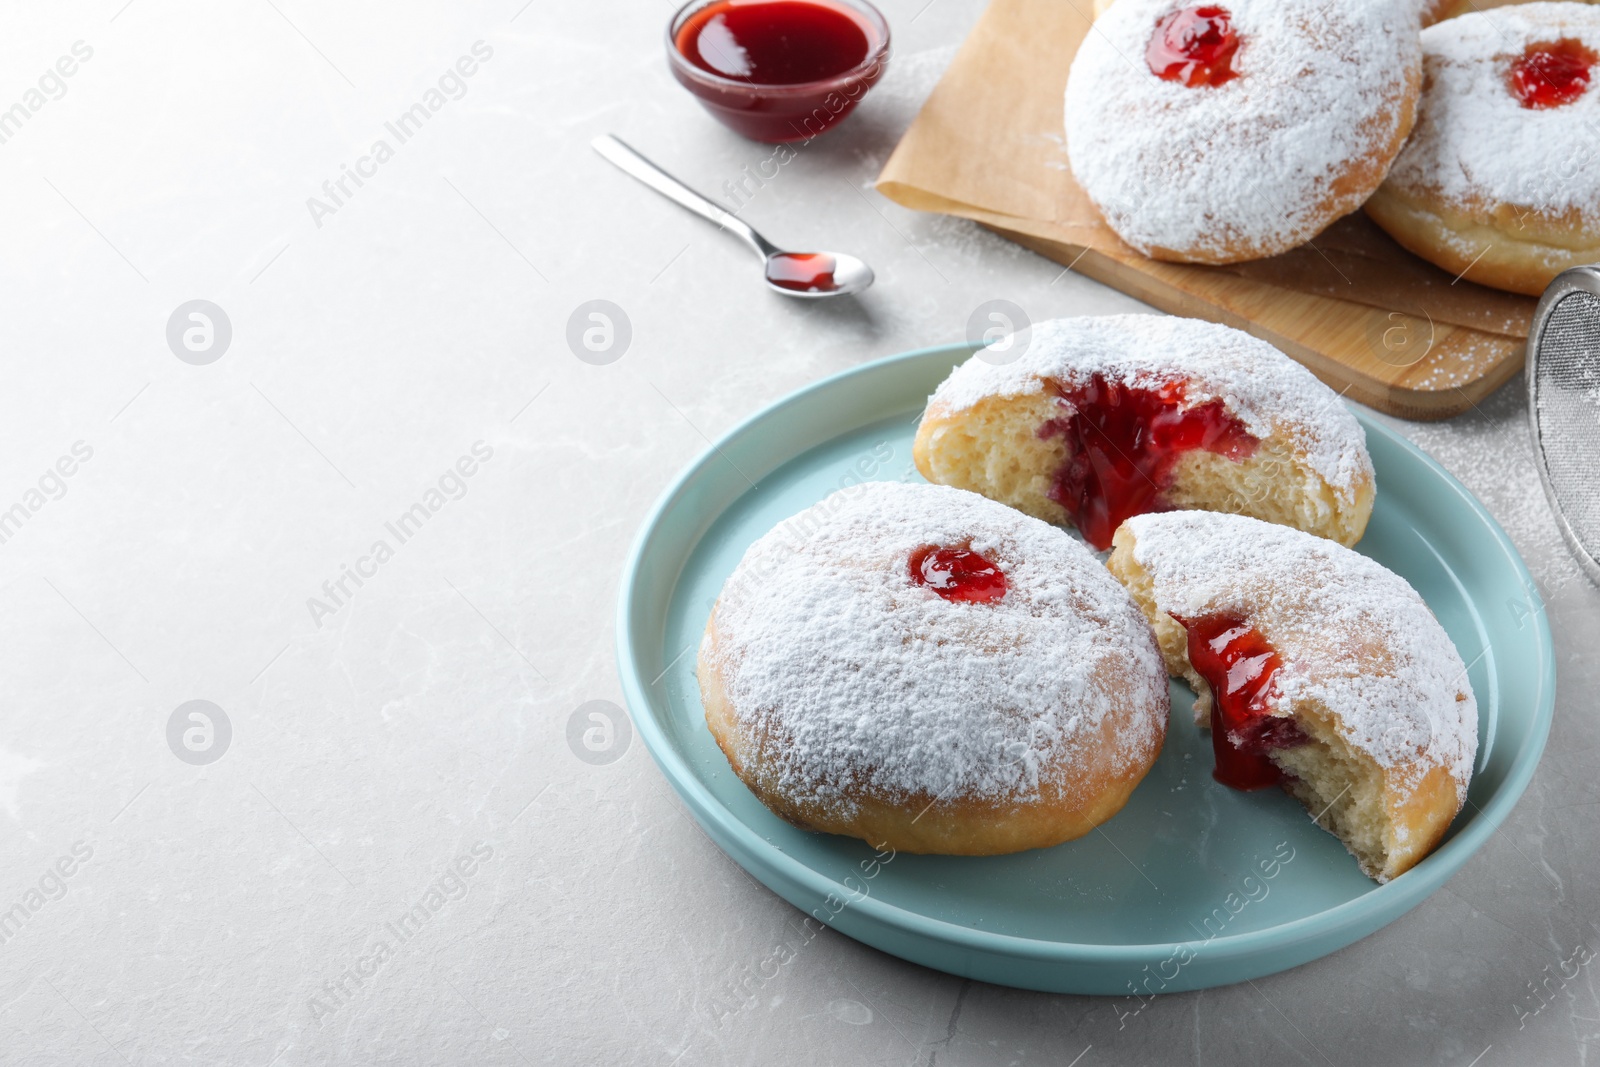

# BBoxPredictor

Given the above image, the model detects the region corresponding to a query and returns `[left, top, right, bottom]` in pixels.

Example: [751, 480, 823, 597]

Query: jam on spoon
[590, 134, 874, 299]
[765, 252, 838, 293]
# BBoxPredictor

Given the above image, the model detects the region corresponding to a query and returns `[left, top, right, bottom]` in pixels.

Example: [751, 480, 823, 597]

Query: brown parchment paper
[876, 0, 1535, 339]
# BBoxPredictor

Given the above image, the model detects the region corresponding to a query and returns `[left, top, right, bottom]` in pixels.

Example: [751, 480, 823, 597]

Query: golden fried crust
[1429, 0, 1600, 22]
[1421, 0, 1464, 24]
[697, 613, 1166, 856]
[1365, 182, 1600, 296]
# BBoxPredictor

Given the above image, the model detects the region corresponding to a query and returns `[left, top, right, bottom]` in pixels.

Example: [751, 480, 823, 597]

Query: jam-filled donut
[914, 315, 1375, 551]
[1108, 511, 1478, 882]
[1365, 4, 1600, 295]
[1066, 0, 1423, 263]
[697, 481, 1169, 855]
[1095, 0, 1453, 21]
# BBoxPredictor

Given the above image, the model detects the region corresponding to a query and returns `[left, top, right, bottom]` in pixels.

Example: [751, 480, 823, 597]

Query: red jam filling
[1509, 39, 1597, 109]
[675, 0, 872, 84]
[1037, 375, 1256, 551]
[908, 545, 1008, 603]
[1178, 615, 1307, 791]
[1146, 6, 1241, 88]
[669, 0, 887, 143]
[766, 252, 838, 293]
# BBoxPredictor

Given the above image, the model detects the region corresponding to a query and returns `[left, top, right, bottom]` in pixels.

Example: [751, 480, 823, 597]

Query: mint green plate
[616, 343, 1555, 994]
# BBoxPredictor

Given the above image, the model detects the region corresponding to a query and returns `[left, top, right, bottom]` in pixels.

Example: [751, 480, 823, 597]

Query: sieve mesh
[1531, 288, 1600, 583]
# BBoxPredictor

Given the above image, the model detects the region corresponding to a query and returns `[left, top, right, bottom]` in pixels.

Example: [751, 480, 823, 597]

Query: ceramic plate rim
[615, 342, 1556, 970]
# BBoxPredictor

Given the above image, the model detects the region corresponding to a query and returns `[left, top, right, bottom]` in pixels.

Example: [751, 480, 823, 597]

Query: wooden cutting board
[876, 0, 1534, 421]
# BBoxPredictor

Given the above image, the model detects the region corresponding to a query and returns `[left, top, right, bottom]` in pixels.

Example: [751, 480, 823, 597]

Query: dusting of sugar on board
[928, 314, 1374, 497]
[702, 481, 1168, 814]
[1064, 0, 1421, 260]
[1125, 510, 1478, 800]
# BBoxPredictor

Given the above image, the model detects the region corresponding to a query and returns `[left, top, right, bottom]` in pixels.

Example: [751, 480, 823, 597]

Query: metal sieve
[1527, 265, 1600, 586]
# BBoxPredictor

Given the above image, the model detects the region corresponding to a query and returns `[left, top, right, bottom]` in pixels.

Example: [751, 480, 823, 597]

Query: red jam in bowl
[1509, 39, 1597, 109]
[909, 545, 1009, 603]
[1178, 615, 1307, 791]
[1037, 375, 1257, 551]
[668, 0, 890, 143]
[1147, 5, 1241, 88]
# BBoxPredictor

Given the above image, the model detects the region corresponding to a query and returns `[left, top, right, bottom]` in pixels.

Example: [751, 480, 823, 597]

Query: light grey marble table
[1, 1, 1595, 1064]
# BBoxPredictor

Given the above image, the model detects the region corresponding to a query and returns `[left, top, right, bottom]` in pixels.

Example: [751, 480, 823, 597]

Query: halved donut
[913, 315, 1374, 551]
[1107, 510, 1479, 882]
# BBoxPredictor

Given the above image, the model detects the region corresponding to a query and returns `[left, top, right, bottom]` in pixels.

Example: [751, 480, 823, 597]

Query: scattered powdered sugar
[1126, 510, 1478, 798]
[1385, 4, 1600, 216]
[928, 315, 1374, 496]
[705, 481, 1168, 812]
[1400, 385, 1585, 600]
[1065, 0, 1420, 259]
[859, 44, 959, 141]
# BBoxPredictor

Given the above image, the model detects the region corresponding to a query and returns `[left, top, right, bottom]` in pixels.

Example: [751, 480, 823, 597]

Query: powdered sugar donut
[1365, 5, 1600, 295]
[1107, 511, 1478, 882]
[1095, 0, 1454, 22]
[914, 316, 1375, 551]
[698, 481, 1169, 855]
[1065, 0, 1422, 263]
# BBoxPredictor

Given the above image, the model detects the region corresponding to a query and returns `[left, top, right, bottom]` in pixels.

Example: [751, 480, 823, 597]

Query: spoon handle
[591, 134, 777, 260]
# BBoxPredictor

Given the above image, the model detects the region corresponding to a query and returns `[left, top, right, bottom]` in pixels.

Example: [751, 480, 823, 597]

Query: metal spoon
[591, 134, 874, 299]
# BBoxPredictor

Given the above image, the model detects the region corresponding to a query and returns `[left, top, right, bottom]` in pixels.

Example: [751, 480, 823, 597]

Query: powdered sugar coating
[928, 315, 1373, 497]
[705, 481, 1168, 812]
[1126, 511, 1478, 799]
[1065, 0, 1420, 260]
[1384, 5, 1600, 219]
